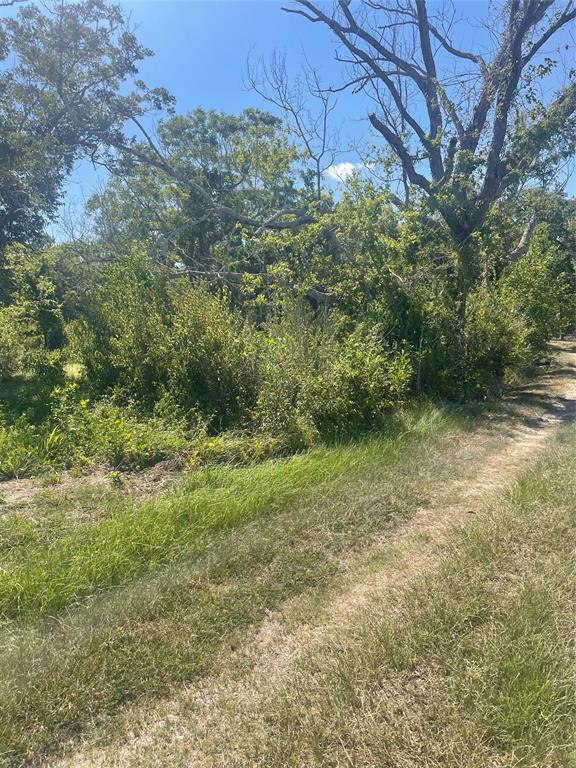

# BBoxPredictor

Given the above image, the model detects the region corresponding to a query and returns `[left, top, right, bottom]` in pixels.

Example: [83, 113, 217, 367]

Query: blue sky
[65, 0, 374, 207]
[58, 0, 574, 221]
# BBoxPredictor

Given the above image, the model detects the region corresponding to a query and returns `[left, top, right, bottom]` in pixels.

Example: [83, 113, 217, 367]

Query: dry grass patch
[242, 430, 576, 768]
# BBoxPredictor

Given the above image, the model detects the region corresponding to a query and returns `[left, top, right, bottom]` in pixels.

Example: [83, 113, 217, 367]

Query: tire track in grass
[51, 342, 576, 768]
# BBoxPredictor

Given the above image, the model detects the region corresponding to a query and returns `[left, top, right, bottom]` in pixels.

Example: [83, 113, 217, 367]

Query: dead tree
[283, 0, 576, 324]
[246, 51, 340, 199]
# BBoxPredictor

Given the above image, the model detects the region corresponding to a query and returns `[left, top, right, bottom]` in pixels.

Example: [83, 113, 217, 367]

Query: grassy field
[0, 403, 478, 765]
[0, 393, 574, 767]
[241, 428, 576, 767]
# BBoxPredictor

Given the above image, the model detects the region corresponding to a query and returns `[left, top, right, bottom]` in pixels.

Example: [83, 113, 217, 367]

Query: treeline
[1, 179, 574, 478]
[0, 1, 575, 478]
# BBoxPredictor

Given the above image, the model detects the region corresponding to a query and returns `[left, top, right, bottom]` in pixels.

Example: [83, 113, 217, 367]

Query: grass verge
[0, 404, 470, 620]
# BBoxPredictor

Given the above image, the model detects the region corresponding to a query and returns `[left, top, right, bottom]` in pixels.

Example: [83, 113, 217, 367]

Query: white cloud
[324, 161, 363, 182]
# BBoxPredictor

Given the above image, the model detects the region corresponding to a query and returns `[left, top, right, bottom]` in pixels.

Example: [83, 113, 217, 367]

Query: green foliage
[0, 416, 47, 479]
[87, 107, 307, 266]
[166, 279, 259, 427]
[49, 386, 189, 471]
[0, 304, 56, 382]
[0, 165, 574, 483]
[0, 0, 168, 250]
[72, 255, 412, 449]
[0, 384, 190, 479]
[0, 0, 573, 490]
[0, 246, 64, 381]
[316, 326, 411, 435]
[191, 430, 287, 467]
[66, 251, 171, 400]
[240, 185, 558, 400]
[499, 227, 575, 352]
[69, 252, 260, 428]
[256, 309, 411, 446]
[463, 287, 532, 396]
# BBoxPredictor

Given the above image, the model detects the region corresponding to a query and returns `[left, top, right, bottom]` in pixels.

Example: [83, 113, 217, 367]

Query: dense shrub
[69, 253, 259, 428]
[498, 228, 574, 352]
[256, 309, 411, 446]
[1, 198, 573, 481]
[312, 326, 411, 437]
[66, 252, 173, 403]
[0, 386, 190, 479]
[0, 416, 48, 479]
[49, 385, 190, 471]
[462, 288, 531, 396]
[166, 280, 259, 428]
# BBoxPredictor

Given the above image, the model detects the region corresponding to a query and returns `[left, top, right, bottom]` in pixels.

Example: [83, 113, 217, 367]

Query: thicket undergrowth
[2, 215, 573, 482]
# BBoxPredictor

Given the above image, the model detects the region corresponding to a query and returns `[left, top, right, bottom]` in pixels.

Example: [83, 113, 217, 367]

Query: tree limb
[522, 1, 576, 65]
[509, 214, 538, 261]
[369, 113, 431, 191]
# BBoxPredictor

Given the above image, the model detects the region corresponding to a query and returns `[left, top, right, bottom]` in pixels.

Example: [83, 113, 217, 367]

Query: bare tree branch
[522, 1, 576, 65]
[245, 51, 339, 199]
[285, 0, 576, 221]
[509, 214, 538, 261]
[368, 112, 430, 190]
[414, 0, 444, 179]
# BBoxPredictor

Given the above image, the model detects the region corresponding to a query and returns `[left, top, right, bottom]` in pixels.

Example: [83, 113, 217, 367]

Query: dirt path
[0, 460, 184, 521]
[52, 341, 576, 768]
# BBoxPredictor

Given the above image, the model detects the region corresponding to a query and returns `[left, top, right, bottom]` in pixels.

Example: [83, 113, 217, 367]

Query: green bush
[0, 305, 47, 381]
[87, 404, 189, 470]
[166, 279, 259, 429]
[0, 385, 191, 478]
[1, 217, 572, 483]
[255, 310, 324, 447]
[66, 252, 172, 404]
[0, 416, 47, 479]
[499, 228, 574, 353]
[312, 325, 412, 438]
[256, 309, 411, 446]
[69, 253, 259, 428]
[463, 288, 531, 397]
[49, 385, 190, 471]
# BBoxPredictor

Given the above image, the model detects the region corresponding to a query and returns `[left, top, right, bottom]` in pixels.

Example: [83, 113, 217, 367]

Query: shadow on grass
[481, 356, 576, 433]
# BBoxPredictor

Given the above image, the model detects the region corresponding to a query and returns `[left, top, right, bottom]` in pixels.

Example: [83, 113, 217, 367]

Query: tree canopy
[283, 0, 576, 317]
[0, 0, 170, 250]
